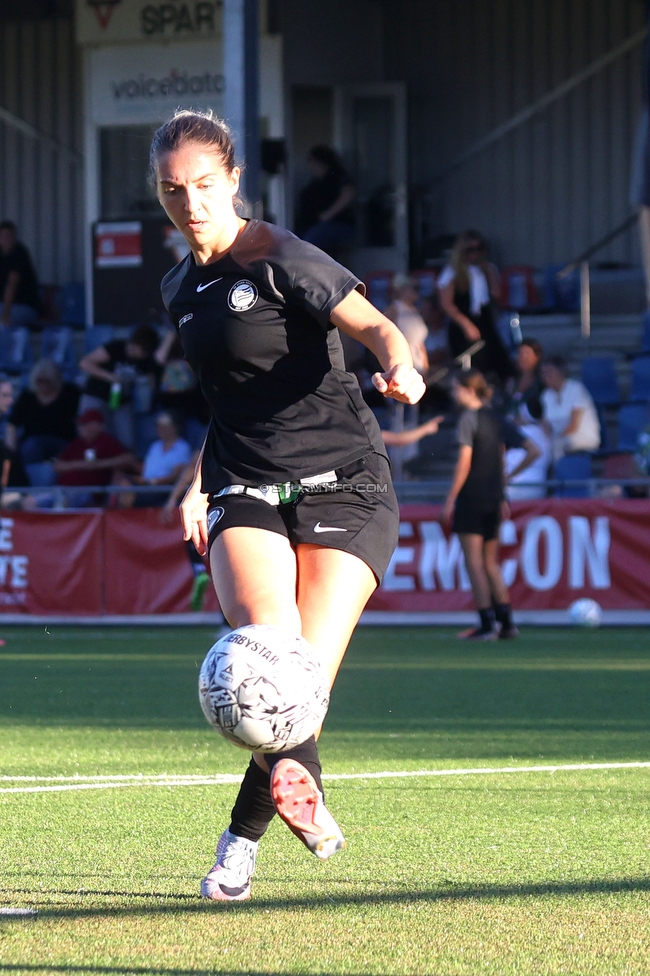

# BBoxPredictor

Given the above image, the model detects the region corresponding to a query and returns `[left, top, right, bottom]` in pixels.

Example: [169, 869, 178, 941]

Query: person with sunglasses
[437, 230, 513, 384]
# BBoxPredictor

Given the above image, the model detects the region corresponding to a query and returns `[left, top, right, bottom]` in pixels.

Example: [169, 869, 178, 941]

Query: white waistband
[214, 471, 337, 506]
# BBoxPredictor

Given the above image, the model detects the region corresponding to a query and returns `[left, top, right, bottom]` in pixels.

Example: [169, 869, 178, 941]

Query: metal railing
[1, 479, 646, 510]
[556, 212, 640, 340]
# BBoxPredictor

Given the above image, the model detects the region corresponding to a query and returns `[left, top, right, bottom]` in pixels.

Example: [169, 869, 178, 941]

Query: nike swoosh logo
[314, 522, 348, 533]
[196, 278, 223, 292]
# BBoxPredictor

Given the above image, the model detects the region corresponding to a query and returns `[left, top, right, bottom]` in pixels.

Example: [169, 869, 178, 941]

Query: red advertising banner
[103, 508, 218, 615]
[368, 499, 650, 612]
[0, 511, 102, 615]
[1, 500, 649, 618]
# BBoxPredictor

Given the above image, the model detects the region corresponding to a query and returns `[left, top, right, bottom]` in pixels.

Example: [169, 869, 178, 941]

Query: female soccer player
[442, 369, 518, 640]
[152, 110, 424, 901]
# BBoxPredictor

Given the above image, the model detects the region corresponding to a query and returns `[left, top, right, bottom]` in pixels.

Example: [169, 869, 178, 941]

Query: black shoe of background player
[498, 624, 519, 639]
[457, 626, 497, 641]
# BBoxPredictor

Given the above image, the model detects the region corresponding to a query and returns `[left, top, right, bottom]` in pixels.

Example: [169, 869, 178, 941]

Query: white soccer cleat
[200, 828, 258, 901]
[270, 758, 346, 860]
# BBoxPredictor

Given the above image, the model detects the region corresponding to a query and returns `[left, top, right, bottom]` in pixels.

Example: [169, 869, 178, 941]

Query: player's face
[156, 143, 241, 251]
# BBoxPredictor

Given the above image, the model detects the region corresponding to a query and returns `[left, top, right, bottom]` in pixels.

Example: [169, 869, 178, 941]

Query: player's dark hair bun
[149, 110, 236, 181]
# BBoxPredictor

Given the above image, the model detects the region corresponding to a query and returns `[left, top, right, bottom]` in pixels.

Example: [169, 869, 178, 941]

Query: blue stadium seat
[554, 452, 592, 497]
[629, 354, 650, 402]
[641, 309, 650, 353]
[617, 402, 650, 451]
[542, 263, 580, 312]
[40, 326, 78, 382]
[60, 282, 86, 326]
[0, 326, 34, 377]
[581, 356, 620, 406]
[84, 325, 115, 354]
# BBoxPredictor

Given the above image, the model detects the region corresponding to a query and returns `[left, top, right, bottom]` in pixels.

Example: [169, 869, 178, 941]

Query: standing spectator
[79, 324, 161, 451]
[437, 230, 513, 384]
[385, 275, 429, 376]
[0, 373, 15, 443]
[54, 409, 134, 508]
[0, 221, 40, 328]
[5, 359, 80, 474]
[540, 356, 600, 460]
[294, 146, 355, 256]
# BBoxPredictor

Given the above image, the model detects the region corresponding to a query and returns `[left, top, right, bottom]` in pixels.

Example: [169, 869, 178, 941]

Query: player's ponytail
[149, 109, 236, 181]
[456, 368, 489, 401]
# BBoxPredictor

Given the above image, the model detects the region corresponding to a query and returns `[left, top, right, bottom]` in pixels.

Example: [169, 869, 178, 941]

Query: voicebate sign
[88, 41, 224, 125]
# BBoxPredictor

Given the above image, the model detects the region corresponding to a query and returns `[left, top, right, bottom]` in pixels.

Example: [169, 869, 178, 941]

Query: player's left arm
[330, 289, 425, 405]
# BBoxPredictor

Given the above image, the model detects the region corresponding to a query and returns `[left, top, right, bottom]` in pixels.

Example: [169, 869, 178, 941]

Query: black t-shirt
[295, 169, 355, 234]
[84, 339, 159, 403]
[456, 406, 504, 508]
[161, 220, 386, 493]
[9, 383, 80, 444]
[0, 242, 40, 310]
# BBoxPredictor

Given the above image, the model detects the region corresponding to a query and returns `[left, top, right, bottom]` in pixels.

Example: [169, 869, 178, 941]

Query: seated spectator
[506, 338, 544, 416]
[294, 145, 355, 256]
[54, 409, 134, 508]
[115, 410, 192, 507]
[540, 355, 600, 460]
[385, 275, 429, 376]
[5, 359, 80, 474]
[505, 398, 551, 500]
[79, 324, 161, 451]
[420, 293, 450, 369]
[0, 221, 40, 328]
[154, 329, 209, 448]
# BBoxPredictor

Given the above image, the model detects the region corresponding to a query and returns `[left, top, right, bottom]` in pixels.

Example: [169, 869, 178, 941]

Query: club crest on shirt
[179, 313, 193, 326]
[228, 279, 258, 311]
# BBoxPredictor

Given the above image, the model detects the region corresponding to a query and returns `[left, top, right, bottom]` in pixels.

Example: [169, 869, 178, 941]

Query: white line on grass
[1, 761, 649, 795]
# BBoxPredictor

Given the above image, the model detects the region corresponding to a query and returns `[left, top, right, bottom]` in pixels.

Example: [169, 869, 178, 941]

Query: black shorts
[453, 501, 501, 541]
[206, 453, 399, 582]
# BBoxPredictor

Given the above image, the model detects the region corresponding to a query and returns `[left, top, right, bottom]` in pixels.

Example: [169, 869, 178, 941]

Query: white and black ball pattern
[198, 624, 330, 752]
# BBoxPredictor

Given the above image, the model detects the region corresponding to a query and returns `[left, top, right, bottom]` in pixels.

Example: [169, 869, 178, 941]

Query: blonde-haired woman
[437, 230, 512, 384]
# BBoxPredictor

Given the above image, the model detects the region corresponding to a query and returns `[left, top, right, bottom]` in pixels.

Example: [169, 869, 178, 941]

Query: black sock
[478, 607, 496, 633]
[229, 757, 277, 843]
[265, 735, 324, 797]
[493, 602, 513, 628]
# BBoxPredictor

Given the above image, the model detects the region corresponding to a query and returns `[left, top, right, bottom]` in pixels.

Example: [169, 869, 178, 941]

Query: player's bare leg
[458, 533, 497, 639]
[483, 538, 518, 638]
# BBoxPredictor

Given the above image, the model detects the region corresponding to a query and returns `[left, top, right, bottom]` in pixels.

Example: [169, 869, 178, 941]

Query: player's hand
[441, 499, 454, 530]
[180, 479, 210, 556]
[372, 364, 425, 404]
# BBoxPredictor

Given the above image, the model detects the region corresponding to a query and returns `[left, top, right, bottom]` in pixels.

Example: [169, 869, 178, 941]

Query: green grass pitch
[1, 624, 650, 975]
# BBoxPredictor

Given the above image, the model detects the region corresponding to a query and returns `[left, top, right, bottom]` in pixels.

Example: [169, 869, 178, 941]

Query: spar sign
[369, 499, 650, 612]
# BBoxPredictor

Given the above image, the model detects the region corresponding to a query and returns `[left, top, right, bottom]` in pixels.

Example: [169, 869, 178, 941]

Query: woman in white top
[385, 275, 429, 375]
[540, 356, 600, 460]
[437, 230, 513, 384]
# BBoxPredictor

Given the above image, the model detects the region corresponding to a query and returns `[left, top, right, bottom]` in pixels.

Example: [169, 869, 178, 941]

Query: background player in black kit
[442, 369, 518, 641]
[152, 110, 425, 901]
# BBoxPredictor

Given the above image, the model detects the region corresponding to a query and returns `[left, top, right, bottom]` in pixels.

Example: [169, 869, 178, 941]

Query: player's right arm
[179, 437, 210, 556]
[441, 445, 473, 528]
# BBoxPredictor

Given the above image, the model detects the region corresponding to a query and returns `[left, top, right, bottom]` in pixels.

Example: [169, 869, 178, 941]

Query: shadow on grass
[3, 875, 650, 923]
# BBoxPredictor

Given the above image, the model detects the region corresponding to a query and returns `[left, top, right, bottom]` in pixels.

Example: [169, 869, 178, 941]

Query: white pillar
[224, 0, 260, 214]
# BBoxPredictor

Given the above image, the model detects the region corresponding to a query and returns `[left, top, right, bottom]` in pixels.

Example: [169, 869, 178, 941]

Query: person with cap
[54, 409, 135, 507]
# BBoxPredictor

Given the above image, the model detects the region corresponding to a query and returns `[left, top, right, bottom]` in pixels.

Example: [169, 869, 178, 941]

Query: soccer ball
[198, 624, 330, 752]
[568, 598, 603, 628]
